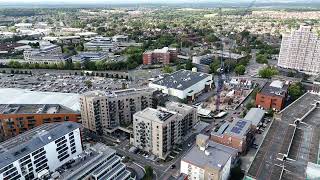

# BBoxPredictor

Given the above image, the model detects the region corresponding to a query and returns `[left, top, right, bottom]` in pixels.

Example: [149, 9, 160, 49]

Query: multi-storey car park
[246, 92, 320, 180]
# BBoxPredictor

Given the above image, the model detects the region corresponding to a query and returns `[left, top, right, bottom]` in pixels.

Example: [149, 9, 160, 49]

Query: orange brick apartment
[143, 47, 177, 65]
[255, 80, 288, 111]
[0, 104, 80, 141]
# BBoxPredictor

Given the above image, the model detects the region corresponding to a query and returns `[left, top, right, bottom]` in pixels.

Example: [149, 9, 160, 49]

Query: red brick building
[255, 80, 288, 111]
[0, 104, 80, 141]
[143, 47, 177, 65]
[210, 119, 253, 153]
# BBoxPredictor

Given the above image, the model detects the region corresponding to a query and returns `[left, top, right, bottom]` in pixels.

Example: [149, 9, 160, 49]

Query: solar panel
[231, 127, 241, 134]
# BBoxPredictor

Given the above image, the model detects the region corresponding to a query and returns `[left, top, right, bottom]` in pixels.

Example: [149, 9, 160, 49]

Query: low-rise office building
[80, 88, 156, 134]
[143, 47, 177, 65]
[131, 107, 183, 159]
[0, 122, 83, 180]
[71, 51, 108, 63]
[255, 80, 288, 111]
[210, 119, 254, 153]
[23, 44, 70, 64]
[181, 134, 238, 180]
[84, 36, 115, 52]
[149, 70, 213, 101]
[0, 104, 80, 141]
[43, 36, 81, 44]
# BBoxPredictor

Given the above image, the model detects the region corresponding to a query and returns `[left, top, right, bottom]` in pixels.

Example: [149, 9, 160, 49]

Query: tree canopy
[288, 82, 305, 101]
[258, 66, 278, 79]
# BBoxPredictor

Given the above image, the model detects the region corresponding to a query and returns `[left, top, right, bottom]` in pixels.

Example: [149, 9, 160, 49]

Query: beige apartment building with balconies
[131, 102, 198, 159]
[131, 107, 182, 159]
[80, 88, 156, 134]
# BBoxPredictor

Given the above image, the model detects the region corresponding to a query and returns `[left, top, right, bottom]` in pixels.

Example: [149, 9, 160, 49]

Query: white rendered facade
[278, 25, 320, 74]
[0, 122, 82, 180]
[180, 156, 231, 180]
[149, 75, 213, 100]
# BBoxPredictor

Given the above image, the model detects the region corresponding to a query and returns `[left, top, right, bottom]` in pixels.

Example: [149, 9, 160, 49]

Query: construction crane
[215, 0, 256, 112]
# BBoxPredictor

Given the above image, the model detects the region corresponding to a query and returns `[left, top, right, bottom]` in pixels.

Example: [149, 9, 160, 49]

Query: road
[110, 122, 211, 180]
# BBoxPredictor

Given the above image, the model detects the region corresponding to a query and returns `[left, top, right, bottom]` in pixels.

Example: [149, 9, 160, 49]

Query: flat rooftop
[0, 122, 81, 169]
[244, 108, 265, 127]
[0, 88, 80, 111]
[259, 80, 288, 98]
[211, 119, 251, 139]
[61, 143, 118, 180]
[151, 70, 212, 90]
[247, 92, 320, 180]
[225, 119, 251, 138]
[82, 88, 155, 98]
[0, 104, 77, 115]
[165, 101, 194, 111]
[135, 107, 176, 123]
[182, 141, 237, 171]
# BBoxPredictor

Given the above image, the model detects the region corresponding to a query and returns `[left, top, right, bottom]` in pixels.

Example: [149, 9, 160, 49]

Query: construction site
[199, 78, 254, 114]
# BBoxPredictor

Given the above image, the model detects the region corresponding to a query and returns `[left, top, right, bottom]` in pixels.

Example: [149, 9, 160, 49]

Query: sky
[0, 0, 312, 3]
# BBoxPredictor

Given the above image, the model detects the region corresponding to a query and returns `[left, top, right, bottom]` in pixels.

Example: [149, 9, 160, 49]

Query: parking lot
[0, 72, 148, 94]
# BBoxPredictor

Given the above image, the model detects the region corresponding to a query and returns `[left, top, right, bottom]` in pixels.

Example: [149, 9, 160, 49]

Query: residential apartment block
[131, 102, 198, 159]
[143, 47, 177, 65]
[278, 25, 320, 74]
[0, 104, 80, 141]
[80, 88, 156, 134]
[131, 107, 183, 159]
[0, 122, 83, 180]
[165, 101, 198, 136]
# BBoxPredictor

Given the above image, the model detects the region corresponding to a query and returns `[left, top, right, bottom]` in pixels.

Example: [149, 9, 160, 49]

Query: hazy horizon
[0, 0, 316, 4]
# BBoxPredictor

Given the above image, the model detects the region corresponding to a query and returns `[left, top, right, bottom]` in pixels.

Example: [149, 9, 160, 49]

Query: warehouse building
[246, 92, 320, 180]
[149, 70, 213, 101]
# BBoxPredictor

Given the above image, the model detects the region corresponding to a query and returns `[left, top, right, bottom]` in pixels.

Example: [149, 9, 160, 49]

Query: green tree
[74, 62, 81, 70]
[95, 60, 106, 71]
[143, 166, 153, 180]
[258, 66, 278, 79]
[256, 53, 268, 64]
[84, 80, 93, 88]
[288, 82, 305, 100]
[163, 65, 174, 73]
[185, 60, 194, 70]
[209, 60, 221, 74]
[234, 65, 246, 75]
[8, 60, 21, 68]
